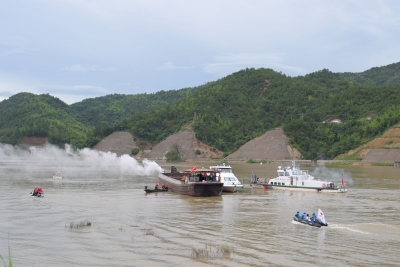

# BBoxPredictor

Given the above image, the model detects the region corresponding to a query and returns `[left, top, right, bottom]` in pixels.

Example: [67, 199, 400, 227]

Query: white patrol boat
[209, 163, 244, 193]
[267, 161, 348, 193]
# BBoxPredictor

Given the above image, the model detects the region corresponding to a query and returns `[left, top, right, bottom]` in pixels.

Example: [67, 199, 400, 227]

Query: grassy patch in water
[191, 244, 232, 259]
[140, 228, 154, 235]
[66, 219, 92, 229]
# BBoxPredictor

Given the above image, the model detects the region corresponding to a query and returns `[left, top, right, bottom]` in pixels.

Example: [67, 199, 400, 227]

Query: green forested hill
[1, 62, 400, 160]
[0, 88, 200, 147]
[338, 62, 400, 86]
[70, 87, 200, 126]
[101, 68, 400, 159]
[0, 93, 88, 147]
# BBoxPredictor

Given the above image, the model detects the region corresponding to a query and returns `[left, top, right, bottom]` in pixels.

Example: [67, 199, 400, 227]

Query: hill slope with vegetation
[97, 67, 400, 159]
[337, 62, 400, 86]
[1, 61, 400, 160]
[0, 93, 88, 147]
[70, 88, 200, 126]
[0, 87, 200, 148]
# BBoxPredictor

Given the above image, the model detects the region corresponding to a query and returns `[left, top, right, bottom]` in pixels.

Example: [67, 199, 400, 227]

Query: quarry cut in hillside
[92, 131, 138, 157]
[337, 125, 400, 162]
[225, 128, 300, 160]
[142, 129, 300, 160]
[144, 131, 197, 160]
[142, 131, 223, 160]
[91, 128, 300, 161]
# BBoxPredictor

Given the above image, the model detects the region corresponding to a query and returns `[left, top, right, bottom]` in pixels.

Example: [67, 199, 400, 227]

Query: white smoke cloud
[0, 143, 163, 176]
[310, 165, 353, 185]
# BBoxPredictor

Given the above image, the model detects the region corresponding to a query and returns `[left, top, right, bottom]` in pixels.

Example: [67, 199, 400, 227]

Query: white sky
[1, 0, 399, 104]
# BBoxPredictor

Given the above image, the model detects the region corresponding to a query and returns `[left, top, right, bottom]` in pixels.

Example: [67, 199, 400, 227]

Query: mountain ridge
[1, 62, 400, 160]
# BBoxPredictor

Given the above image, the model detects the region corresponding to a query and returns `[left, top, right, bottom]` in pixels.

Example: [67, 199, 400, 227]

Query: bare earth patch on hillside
[193, 139, 223, 159]
[92, 131, 138, 157]
[18, 137, 48, 146]
[336, 124, 400, 162]
[92, 128, 299, 161]
[226, 128, 300, 160]
[144, 131, 196, 160]
[143, 131, 223, 160]
[382, 127, 400, 137]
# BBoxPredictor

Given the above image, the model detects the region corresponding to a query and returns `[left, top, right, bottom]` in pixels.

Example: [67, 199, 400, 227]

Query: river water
[0, 147, 399, 266]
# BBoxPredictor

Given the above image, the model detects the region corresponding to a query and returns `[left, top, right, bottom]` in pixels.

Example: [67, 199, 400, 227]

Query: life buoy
[322, 183, 326, 188]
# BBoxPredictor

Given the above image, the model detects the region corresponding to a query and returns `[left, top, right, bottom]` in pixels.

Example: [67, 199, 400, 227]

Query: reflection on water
[0, 158, 399, 266]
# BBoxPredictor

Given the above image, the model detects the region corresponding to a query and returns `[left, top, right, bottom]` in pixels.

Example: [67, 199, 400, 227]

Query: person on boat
[32, 188, 38, 196]
[32, 187, 43, 197]
[311, 213, 317, 222]
[155, 183, 159, 189]
[306, 214, 311, 221]
[218, 175, 221, 182]
[301, 212, 307, 219]
[162, 184, 165, 189]
[295, 211, 301, 218]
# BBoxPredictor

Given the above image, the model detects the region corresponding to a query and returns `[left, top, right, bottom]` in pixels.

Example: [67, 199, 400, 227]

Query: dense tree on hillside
[338, 62, 400, 86]
[0, 93, 88, 147]
[70, 88, 200, 126]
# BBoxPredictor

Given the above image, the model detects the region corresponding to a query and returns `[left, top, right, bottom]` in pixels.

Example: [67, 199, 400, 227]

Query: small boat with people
[209, 163, 244, 192]
[293, 209, 328, 228]
[264, 161, 348, 193]
[158, 166, 223, 197]
[250, 171, 272, 189]
[30, 187, 44, 198]
[53, 172, 63, 180]
[144, 184, 169, 193]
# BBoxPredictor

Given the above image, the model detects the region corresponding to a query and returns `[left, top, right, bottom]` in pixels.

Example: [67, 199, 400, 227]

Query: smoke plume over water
[311, 165, 354, 185]
[0, 143, 163, 176]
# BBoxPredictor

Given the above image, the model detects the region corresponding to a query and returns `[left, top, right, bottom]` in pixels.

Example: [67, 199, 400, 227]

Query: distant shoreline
[145, 158, 398, 167]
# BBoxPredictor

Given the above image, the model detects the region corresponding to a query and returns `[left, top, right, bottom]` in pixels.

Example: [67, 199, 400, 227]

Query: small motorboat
[293, 208, 328, 227]
[30, 187, 44, 198]
[293, 216, 327, 228]
[53, 172, 63, 180]
[144, 185, 168, 193]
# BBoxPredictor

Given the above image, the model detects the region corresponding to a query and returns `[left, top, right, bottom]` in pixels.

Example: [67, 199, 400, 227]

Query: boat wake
[330, 222, 400, 237]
